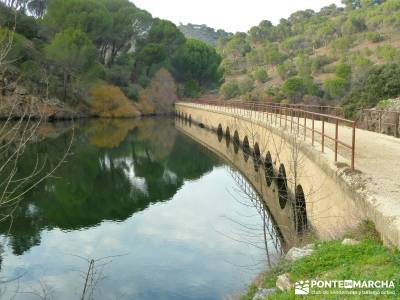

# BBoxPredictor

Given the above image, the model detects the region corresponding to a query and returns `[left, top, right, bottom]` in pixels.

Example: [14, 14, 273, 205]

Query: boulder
[252, 288, 277, 300]
[342, 238, 360, 245]
[285, 245, 314, 262]
[276, 273, 292, 291]
[302, 243, 315, 250]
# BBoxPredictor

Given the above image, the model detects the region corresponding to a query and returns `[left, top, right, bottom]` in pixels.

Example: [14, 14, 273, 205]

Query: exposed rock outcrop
[0, 76, 82, 120]
[342, 238, 360, 245]
[276, 273, 292, 291]
[285, 244, 315, 262]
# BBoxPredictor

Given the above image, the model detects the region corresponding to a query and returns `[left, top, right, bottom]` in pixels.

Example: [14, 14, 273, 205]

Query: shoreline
[241, 221, 400, 300]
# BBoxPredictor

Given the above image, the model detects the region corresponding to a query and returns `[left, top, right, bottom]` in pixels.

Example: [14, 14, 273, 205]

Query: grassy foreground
[241, 221, 400, 299]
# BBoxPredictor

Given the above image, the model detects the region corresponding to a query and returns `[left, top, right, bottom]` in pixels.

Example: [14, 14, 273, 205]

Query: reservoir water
[0, 118, 282, 300]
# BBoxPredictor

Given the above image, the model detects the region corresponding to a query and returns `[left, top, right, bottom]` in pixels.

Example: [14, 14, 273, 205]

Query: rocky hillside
[178, 23, 232, 47]
[0, 0, 223, 119]
[218, 0, 400, 116]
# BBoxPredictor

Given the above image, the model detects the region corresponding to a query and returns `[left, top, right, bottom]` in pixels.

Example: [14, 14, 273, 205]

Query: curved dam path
[176, 102, 400, 247]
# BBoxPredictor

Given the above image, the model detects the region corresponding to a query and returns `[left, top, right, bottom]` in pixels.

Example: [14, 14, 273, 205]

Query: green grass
[241, 221, 400, 299]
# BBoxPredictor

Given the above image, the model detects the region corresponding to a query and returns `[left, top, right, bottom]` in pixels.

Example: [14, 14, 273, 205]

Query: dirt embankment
[0, 75, 179, 121]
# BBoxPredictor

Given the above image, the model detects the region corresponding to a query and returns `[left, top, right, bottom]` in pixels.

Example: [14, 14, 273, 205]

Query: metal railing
[187, 100, 356, 171]
[227, 100, 344, 117]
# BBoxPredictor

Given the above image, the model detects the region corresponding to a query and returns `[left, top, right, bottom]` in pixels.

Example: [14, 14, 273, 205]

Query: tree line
[218, 0, 400, 116]
[0, 0, 223, 115]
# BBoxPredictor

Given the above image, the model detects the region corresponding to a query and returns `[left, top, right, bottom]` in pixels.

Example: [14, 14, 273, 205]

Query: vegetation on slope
[242, 221, 400, 299]
[0, 0, 223, 117]
[178, 23, 232, 47]
[217, 0, 400, 116]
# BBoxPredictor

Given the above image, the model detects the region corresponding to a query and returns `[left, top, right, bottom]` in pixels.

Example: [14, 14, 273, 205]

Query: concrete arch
[277, 164, 288, 209]
[233, 130, 240, 154]
[217, 124, 223, 142]
[253, 142, 261, 163]
[264, 152, 274, 187]
[226, 127, 231, 148]
[253, 142, 261, 172]
[175, 102, 376, 245]
[295, 185, 308, 234]
[243, 136, 250, 162]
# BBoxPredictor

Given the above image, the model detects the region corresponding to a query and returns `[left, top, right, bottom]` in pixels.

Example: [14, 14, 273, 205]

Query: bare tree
[0, 18, 74, 299]
[1, 20, 68, 227]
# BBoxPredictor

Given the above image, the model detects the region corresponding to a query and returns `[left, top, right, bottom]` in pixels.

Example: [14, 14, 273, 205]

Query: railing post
[352, 122, 356, 171]
[285, 108, 287, 128]
[297, 111, 300, 134]
[394, 112, 399, 138]
[303, 111, 306, 140]
[312, 114, 315, 146]
[291, 109, 293, 133]
[335, 119, 339, 162]
[322, 118, 325, 153]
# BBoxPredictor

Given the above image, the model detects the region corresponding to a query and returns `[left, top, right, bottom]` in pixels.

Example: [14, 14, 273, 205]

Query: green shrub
[330, 36, 353, 56]
[21, 60, 43, 83]
[0, 28, 32, 63]
[294, 54, 312, 76]
[122, 84, 139, 101]
[183, 80, 200, 98]
[376, 44, 400, 62]
[324, 77, 349, 99]
[282, 77, 307, 102]
[343, 63, 400, 115]
[264, 47, 287, 65]
[106, 65, 131, 86]
[336, 63, 352, 80]
[220, 81, 240, 99]
[277, 61, 297, 80]
[239, 76, 255, 95]
[311, 55, 332, 73]
[254, 68, 268, 83]
[366, 31, 385, 43]
[342, 17, 367, 35]
[0, 4, 39, 39]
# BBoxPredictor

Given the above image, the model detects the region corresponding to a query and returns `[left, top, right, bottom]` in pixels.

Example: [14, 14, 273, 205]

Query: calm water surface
[0, 118, 281, 299]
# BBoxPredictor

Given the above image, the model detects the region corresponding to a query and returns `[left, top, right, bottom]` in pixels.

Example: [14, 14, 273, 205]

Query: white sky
[132, 0, 342, 33]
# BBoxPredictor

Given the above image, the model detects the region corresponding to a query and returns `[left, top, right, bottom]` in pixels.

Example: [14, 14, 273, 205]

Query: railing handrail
[195, 99, 343, 114]
[183, 100, 356, 171]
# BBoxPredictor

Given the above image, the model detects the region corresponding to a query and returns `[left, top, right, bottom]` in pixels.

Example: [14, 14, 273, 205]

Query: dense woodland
[2, 0, 400, 118]
[0, 0, 222, 117]
[215, 0, 400, 115]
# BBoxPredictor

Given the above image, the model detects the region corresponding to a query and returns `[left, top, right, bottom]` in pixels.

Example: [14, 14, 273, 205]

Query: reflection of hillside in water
[0, 118, 221, 256]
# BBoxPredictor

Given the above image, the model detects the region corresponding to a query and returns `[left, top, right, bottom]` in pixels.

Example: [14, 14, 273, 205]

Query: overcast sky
[132, 0, 342, 33]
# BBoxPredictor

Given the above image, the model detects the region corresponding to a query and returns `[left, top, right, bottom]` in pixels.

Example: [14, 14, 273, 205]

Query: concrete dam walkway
[176, 102, 400, 247]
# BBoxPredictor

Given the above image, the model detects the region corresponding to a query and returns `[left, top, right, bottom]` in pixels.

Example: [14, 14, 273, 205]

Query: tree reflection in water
[0, 119, 220, 257]
[223, 167, 284, 269]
